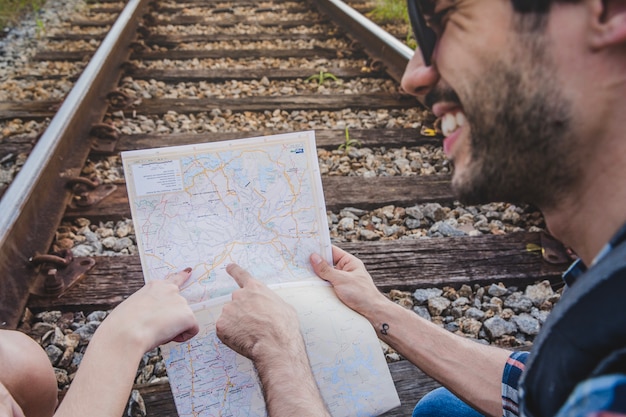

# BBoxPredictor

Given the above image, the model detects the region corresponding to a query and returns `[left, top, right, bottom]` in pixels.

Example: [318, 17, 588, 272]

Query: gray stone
[428, 221, 466, 237]
[36, 311, 62, 324]
[413, 288, 443, 304]
[45, 344, 63, 365]
[73, 322, 99, 343]
[428, 296, 451, 316]
[405, 206, 424, 220]
[405, 218, 422, 229]
[86, 311, 107, 322]
[127, 389, 147, 417]
[422, 203, 445, 222]
[359, 229, 379, 241]
[101, 236, 117, 249]
[71, 244, 94, 257]
[483, 316, 517, 339]
[54, 368, 70, 387]
[504, 292, 534, 313]
[451, 306, 464, 319]
[113, 237, 134, 252]
[338, 217, 354, 231]
[382, 224, 401, 237]
[531, 308, 550, 325]
[525, 280, 554, 306]
[341, 207, 367, 217]
[154, 361, 167, 377]
[452, 297, 470, 307]
[460, 317, 483, 337]
[413, 306, 432, 321]
[465, 307, 486, 321]
[445, 322, 460, 332]
[487, 283, 508, 297]
[512, 313, 540, 336]
[457, 284, 473, 298]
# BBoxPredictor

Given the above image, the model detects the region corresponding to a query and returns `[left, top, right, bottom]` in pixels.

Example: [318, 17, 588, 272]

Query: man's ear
[588, 0, 626, 49]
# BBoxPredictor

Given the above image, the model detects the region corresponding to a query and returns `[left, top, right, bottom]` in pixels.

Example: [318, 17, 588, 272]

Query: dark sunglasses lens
[407, 0, 437, 66]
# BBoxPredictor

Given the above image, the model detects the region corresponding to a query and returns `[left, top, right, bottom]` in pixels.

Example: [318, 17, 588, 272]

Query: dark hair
[512, 0, 551, 13]
[512, 0, 579, 13]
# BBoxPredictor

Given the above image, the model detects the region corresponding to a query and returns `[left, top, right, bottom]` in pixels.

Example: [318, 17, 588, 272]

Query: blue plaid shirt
[501, 224, 626, 417]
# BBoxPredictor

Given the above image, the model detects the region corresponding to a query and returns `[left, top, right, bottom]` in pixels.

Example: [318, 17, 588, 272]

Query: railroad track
[0, 0, 570, 415]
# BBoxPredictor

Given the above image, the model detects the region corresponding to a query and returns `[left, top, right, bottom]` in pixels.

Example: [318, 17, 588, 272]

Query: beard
[434, 38, 579, 209]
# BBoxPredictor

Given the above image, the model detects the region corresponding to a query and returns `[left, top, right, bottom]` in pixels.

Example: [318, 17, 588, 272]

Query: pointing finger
[166, 267, 193, 288]
[226, 263, 254, 288]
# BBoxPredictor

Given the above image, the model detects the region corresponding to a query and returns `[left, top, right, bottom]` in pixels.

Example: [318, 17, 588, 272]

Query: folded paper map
[122, 130, 400, 417]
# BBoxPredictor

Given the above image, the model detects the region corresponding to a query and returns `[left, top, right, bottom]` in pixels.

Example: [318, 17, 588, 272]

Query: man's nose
[400, 50, 440, 104]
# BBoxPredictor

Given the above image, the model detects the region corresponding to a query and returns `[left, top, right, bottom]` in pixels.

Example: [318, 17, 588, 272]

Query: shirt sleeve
[501, 351, 530, 417]
[554, 374, 626, 417]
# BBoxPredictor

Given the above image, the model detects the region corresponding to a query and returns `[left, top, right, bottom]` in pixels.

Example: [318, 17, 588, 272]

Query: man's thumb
[310, 253, 336, 283]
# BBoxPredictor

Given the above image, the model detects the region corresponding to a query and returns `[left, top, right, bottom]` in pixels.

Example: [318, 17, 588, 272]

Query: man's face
[411, 0, 578, 208]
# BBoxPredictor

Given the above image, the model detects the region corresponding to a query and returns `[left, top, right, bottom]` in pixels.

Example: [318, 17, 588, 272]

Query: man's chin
[450, 168, 494, 206]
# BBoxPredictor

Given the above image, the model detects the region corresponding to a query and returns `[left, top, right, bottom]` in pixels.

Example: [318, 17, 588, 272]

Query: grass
[367, 0, 408, 24]
[0, 0, 46, 33]
[366, 0, 416, 49]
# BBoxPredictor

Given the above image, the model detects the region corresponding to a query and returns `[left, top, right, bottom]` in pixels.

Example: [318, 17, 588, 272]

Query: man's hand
[310, 245, 389, 317]
[216, 264, 302, 361]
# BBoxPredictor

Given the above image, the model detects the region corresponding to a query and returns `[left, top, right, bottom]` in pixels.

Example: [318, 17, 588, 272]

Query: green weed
[305, 71, 341, 85]
[0, 0, 46, 33]
[338, 127, 361, 154]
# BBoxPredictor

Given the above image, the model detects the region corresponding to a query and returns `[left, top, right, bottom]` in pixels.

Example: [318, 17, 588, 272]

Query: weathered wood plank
[133, 360, 439, 417]
[125, 67, 383, 82]
[339, 233, 566, 291]
[26, 233, 566, 311]
[0, 94, 421, 121]
[32, 47, 355, 62]
[152, 13, 320, 26]
[149, 3, 371, 15]
[87, 6, 123, 13]
[0, 134, 38, 158]
[384, 360, 442, 416]
[0, 101, 59, 120]
[112, 129, 437, 152]
[153, 5, 311, 13]
[132, 47, 359, 61]
[121, 94, 418, 116]
[64, 175, 454, 220]
[50, 25, 326, 44]
[141, 32, 334, 46]
[68, 17, 325, 28]
[153, 17, 327, 27]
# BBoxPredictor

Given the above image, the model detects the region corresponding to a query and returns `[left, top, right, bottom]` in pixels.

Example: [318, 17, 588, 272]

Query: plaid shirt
[501, 224, 626, 417]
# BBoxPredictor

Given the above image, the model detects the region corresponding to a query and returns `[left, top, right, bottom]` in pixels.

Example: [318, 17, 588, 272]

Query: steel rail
[0, 0, 150, 329]
[311, 0, 414, 83]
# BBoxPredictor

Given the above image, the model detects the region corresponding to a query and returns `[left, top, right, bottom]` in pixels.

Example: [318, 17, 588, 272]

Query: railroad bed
[0, 0, 571, 415]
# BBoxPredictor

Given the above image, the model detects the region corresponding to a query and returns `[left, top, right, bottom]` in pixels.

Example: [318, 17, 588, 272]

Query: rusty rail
[0, 0, 150, 329]
[311, 0, 413, 83]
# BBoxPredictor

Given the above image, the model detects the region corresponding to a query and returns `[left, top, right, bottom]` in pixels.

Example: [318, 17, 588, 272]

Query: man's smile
[432, 103, 467, 158]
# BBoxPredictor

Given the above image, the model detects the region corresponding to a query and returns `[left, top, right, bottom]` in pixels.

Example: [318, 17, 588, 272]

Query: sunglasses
[407, 0, 438, 66]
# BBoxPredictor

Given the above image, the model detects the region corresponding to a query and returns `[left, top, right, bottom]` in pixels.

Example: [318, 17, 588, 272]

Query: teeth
[441, 111, 466, 137]
[456, 112, 466, 127]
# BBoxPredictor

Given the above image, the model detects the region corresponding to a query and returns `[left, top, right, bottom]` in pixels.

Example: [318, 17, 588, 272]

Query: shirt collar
[562, 223, 626, 287]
